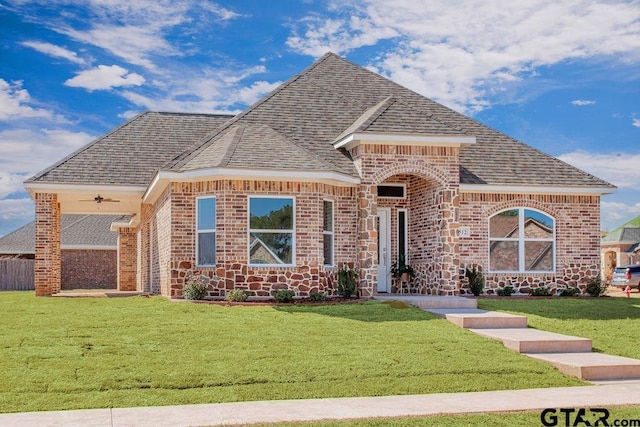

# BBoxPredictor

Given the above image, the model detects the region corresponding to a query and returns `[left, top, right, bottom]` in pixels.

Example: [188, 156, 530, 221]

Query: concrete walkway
[1, 383, 640, 427]
[378, 294, 640, 382]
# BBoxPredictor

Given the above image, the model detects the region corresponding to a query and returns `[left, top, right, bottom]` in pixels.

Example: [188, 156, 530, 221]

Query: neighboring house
[24, 53, 615, 298]
[601, 215, 640, 282]
[0, 215, 118, 289]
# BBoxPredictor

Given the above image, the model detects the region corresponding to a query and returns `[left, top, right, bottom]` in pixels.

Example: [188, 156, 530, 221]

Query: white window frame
[377, 183, 406, 199]
[248, 195, 296, 267]
[196, 196, 216, 267]
[323, 199, 335, 267]
[488, 207, 555, 273]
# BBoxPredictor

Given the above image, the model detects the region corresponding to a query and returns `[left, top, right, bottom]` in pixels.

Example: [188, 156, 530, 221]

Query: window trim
[247, 195, 296, 267]
[488, 207, 555, 273]
[323, 199, 335, 267]
[196, 196, 216, 267]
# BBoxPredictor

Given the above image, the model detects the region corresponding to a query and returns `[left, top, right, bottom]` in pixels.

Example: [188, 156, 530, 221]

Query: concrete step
[375, 295, 477, 309]
[469, 328, 593, 354]
[527, 352, 640, 381]
[428, 309, 528, 329]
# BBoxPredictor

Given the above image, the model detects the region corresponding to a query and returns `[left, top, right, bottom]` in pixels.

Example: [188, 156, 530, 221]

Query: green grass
[0, 292, 585, 413]
[478, 296, 640, 359]
[256, 406, 640, 427]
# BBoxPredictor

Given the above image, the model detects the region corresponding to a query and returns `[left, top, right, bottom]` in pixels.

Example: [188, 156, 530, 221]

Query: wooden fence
[0, 259, 34, 290]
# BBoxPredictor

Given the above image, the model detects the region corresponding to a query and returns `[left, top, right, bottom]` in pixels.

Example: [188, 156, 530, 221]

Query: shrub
[559, 287, 580, 297]
[530, 286, 552, 297]
[585, 275, 606, 297]
[274, 289, 295, 303]
[337, 266, 358, 298]
[225, 289, 249, 302]
[183, 274, 208, 300]
[496, 285, 514, 296]
[465, 266, 484, 296]
[308, 292, 327, 302]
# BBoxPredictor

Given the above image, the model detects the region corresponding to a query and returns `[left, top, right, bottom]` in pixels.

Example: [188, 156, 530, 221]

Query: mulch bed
[176, 297, 369, 306]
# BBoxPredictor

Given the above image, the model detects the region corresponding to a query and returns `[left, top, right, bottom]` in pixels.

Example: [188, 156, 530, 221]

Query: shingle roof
[0, 215, 119, 254]
[173, 53, 614, 188]
[27, 53, 614, 190]
[181, 123, 331, 172]
[27, 112, 233, 185]
[602, 215, 640, 243]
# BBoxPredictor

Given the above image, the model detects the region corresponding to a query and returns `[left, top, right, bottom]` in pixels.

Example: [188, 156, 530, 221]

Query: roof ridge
[166, 53, 338, 171]
[302, 55, 470, 135]
[219, 125, 246, 167]
[26, 112, 151, 183]
[61, 214, 90, 232]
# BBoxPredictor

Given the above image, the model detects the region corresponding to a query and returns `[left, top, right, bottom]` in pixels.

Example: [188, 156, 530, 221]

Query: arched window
[489, 208, 555, 273]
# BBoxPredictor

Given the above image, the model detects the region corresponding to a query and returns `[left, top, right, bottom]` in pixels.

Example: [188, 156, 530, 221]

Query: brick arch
[371, 160, 450, 187]
[485, 198, 561, 220]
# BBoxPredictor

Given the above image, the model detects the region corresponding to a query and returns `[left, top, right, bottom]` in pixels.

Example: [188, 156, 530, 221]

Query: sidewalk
[1, 383, 640, 427]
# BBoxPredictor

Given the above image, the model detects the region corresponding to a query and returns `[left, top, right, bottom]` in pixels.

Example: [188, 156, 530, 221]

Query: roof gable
[180, 123, 330, 172]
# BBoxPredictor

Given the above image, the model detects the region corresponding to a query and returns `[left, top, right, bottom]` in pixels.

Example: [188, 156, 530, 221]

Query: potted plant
[391, 254, 416, 283]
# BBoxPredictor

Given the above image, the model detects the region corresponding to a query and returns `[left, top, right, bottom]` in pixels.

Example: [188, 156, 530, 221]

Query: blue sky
[0, 0, 639, 237]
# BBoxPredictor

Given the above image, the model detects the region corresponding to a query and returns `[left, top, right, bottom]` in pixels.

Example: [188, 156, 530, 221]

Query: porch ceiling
[25, 183, 144, 227]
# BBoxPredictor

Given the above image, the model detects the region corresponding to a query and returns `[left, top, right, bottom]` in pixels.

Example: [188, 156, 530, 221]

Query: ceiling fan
[80, 195, 120, 204]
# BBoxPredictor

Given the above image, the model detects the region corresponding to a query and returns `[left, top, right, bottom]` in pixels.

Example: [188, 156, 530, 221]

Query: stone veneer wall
[61, 249, 117, 289]
[350, 144, 461, 296]
[140, 180, 357, 298]
[459, 193, 601, 295]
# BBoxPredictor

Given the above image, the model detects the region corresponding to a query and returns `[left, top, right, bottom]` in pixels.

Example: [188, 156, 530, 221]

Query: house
[0, 215, 118, 289]
[601, 215, 640, 282]
[24, 53, 615, 298]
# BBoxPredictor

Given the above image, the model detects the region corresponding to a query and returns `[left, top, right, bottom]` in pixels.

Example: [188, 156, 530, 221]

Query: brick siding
[34, 193, 61, 296]
[142, 180, 357, 298]
[459, 193, 601, 295]
[61, 249, 117, 289]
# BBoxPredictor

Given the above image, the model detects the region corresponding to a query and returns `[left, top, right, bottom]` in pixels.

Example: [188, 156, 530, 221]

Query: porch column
[437, 188, 461, 296]
[357, 184, 377, 296]
[34, 193, 61, 296]
[117, 227, 137, 291]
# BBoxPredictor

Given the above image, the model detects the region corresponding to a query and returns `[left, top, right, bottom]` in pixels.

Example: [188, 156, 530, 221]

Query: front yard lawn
[0, 292, 585, 413]
[478, 296, 640, 359]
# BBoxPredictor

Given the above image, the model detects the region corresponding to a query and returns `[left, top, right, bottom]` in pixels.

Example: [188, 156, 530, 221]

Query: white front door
[377, 208, 391, 293]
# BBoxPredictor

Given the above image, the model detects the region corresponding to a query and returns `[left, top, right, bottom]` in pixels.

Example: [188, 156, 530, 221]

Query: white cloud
[53, 1, 242, 73]
[0, 128, 95, 175]
[62, 25, 175, 72]
[558, 150, 640, 189]
[20, 41, 86, 65]
[0, 79, 56, 121]
[633, 118, 640, 128]
[0, 172, 30, 199]
[121, 65, 281, 113]
[64, 65, 145, 91]
[0, 198, 34, 222]
[571, 100, 597, 106]
[601, 201, 640, 231]
[288, 0, 640, 113]
[118, 110, 141, 120]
